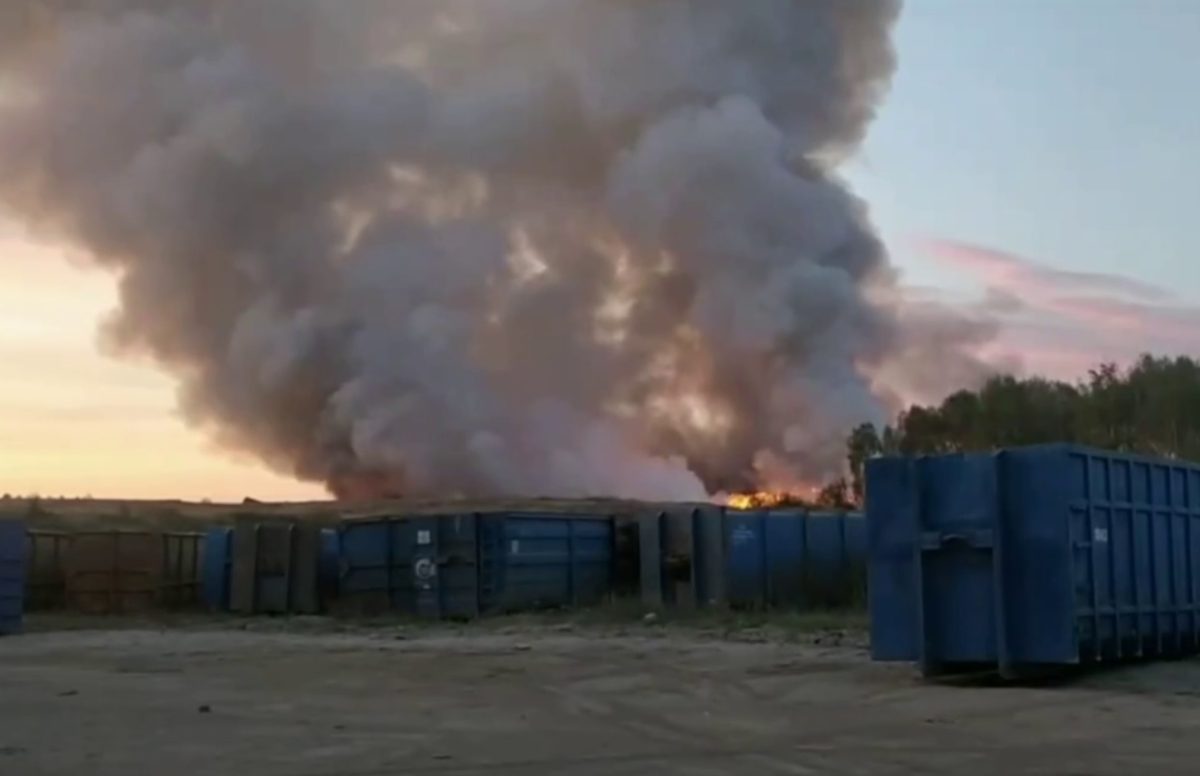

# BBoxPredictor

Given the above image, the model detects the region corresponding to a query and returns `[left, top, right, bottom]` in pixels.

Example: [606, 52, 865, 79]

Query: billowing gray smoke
[0, 1, 992, 500]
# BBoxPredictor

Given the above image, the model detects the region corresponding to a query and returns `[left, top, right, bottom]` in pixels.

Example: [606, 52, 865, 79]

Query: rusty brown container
[25, 530, 69, 610]
[64, 531, 163, 614]
[60, 530, 204, 614]
[160, 531, 204, 609]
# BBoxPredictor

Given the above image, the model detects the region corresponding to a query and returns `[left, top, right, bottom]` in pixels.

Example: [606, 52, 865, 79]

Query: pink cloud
[918, 238, 1173, 303]
[912, 236, 1200, 380]
[1050, 296, 1200, 339]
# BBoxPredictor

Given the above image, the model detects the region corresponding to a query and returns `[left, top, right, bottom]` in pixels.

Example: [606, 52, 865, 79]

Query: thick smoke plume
[0, 1, 992, 500]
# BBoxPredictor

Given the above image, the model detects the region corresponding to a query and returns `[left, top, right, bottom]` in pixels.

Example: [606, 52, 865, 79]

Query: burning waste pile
[0, 1, 991, 503]
[723, 490, 816, 512]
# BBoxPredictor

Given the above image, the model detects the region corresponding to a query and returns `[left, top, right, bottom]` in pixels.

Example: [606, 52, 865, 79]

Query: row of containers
[868, 443, 1200, 678]
[10, 441, 1196, 681]
[203, 507, 867, 618]
[0, 506, 868, 632]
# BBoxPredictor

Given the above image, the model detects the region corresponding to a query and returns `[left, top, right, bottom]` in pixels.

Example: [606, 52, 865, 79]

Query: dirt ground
[2, 618, 1200, 775]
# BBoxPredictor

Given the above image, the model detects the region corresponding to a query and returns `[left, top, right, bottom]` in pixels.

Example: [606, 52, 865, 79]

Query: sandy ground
[2, 619, 1200, 775]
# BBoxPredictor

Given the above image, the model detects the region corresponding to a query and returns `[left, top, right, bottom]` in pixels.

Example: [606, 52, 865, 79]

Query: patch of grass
[22, 611, 241, 633]
[458, 599, 868, 644]
[21, 600, 868, 647]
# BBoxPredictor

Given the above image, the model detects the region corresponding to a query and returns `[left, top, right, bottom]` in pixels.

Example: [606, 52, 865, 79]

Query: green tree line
[840, 354, 1200, 504]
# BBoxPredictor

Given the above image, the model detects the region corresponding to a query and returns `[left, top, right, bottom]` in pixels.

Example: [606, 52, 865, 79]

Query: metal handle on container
[920, 528, 994, 551]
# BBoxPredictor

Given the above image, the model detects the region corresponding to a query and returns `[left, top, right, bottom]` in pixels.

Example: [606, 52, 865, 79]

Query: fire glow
[722, 490, 816, 511]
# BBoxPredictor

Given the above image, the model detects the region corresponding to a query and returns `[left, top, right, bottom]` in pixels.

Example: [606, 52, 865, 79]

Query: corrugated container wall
[204, 525, 334, 613]
[636, 505, 727, 609]
[611, 516, 642, 598]
[25, 529, 68, 610]
[160, 532, 204, 608]
[868, 444, 1200, 677]
[318, 528, 340, 606]
[338, 513, 480, 618]
[335, 512, 614, 619]
[64, 531, 162, 614]
[229, 519, 321, 615]
[724, 510, 867, 609]
[61, 530, 204, 614]
[0, 520, 27, 635]
[480, 513, 613, 612]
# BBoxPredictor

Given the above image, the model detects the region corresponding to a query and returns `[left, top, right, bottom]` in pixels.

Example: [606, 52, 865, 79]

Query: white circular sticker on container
[413, 558, 437, 581]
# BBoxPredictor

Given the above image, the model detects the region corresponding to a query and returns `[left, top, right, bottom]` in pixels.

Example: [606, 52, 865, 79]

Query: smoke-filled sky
[2, 1, 1198, 502]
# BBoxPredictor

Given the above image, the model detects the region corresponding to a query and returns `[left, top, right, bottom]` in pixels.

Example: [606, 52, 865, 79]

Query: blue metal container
[0, 520, 27, 635]
[724, 509, 768, 606]
[868, 444, 1200, 677]
[336, 512, 614, 618]
[318, 528, 340, 601]
[691, 505, 728, 607]
[339, 513, 480, 618]
[845, 516, 867, 573]
[201, 527, 233, 611]
[725, 509, 866, 609]
[806, 512, 846, 573]
[808, 511, 868, 606]
[479, 513, 613, 611]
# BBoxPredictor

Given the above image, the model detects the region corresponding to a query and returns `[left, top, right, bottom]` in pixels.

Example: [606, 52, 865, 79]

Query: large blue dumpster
[0, 519, 27, 635]
[337, 512, 615, 618]
[868, 444, 1200, 677]
[479, 513, 614, 611]
[338, 513, 481, 618]
[725, 510, 866, 609]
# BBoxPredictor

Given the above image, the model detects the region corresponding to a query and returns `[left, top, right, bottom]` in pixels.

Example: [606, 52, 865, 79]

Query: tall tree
[843, 353, 1200, 505]
[846, 423, 884, 501]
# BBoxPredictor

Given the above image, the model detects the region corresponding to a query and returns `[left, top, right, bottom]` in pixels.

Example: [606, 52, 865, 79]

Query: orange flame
[722, 490, 814, 510]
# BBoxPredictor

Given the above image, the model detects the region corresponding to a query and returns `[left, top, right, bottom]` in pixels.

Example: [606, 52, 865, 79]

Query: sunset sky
[2, 1, 1197, 501]
[0, 227, 328, 501]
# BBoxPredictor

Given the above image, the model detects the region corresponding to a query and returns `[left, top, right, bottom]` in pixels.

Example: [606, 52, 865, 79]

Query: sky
[0, 229, 328, 502]
[2, 1, 1198, 501]
[845, 0, 1200, 376]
